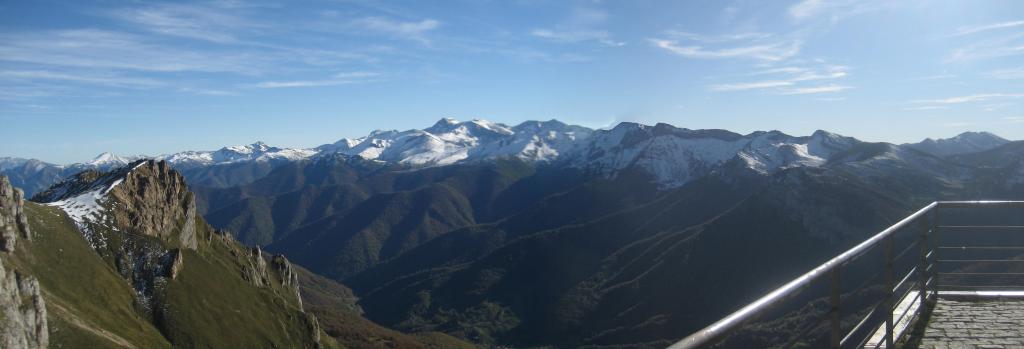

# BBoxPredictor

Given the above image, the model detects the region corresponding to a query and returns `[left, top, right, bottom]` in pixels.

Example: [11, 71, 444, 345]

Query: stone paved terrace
[907, 297, 1024, 349]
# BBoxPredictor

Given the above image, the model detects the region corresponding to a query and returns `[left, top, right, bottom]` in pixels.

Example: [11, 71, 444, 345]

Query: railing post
[884, 235, 895, 348]
[918, 211, 930, 310]
[829, 268, 840, 349]
[931, 206, 939, 297]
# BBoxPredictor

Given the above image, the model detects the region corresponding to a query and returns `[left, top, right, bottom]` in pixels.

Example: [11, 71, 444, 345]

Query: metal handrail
[668, 200, 1024, 349]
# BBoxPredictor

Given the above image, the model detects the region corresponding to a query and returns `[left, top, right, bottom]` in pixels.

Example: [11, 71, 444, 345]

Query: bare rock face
[272, 255, 303, 308]
[106, 160, 198, 250]
[1, 176, 31, 251]
[0, 177, 48, 349]
[242, 246, 270, 287]
[0, 261, 48, 349]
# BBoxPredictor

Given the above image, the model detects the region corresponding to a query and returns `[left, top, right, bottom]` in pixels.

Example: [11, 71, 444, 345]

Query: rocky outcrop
[242, 246, 270, 288]
[272, 255, 303, 308]
[107, 160, 198, 250]
[1, 176, 31, 251]
[0, 260, 48, 349]
[0, 176, 47, 348]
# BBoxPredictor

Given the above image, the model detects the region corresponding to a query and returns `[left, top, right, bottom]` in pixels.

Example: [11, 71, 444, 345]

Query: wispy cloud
[711, 80, 794, 91]
[912, 93, 1024, 105]
[662, 31, 772, 43]
[250, 72, 381, 88]
[649, 39, 801, 61]
[0, 29, 260, 73]
[531, 7, 624, 47]
[778, 84, 849, 95]
[178, 87, 237, 96]
[104, 3, 254, 44]
[531, 29, 624, 47]
[983, 103, 1014, 112]
[984, 67, 1024, 79]
[946, 32, 1024, 62]
[1003, 116, 1024, 123]
[0, 70, 163, 88]
[953, 20, 1024, 36]
[904, 105, 950, 111]
[710, 64, 848, 92]
[351, 17, 440, 44]
[788, 0, 886, 21]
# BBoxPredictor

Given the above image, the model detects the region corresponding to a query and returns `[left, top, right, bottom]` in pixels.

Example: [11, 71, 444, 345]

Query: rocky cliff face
[106, 160, 198, 250]
[0, 176, 48, 349]
[0, 176, 32, 251]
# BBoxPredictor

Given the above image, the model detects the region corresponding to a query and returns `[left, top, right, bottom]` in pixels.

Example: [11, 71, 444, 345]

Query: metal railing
[669, 201, 1024, 349]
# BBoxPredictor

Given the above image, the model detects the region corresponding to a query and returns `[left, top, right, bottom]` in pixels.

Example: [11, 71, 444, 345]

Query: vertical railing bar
[830, 268, 841, 349]
[931, 207, 940, 297]
[919, 212, 930, 312]
[884, 234, 894, 348]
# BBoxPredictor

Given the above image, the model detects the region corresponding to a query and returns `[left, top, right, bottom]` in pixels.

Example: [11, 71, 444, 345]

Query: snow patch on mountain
[159, 141, 316, 167]
[317, 118, 593, 166]
[566, 124, 860, 188]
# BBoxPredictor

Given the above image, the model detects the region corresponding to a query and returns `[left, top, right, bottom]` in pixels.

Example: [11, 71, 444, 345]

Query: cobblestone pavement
[914, 298, 1024, 349]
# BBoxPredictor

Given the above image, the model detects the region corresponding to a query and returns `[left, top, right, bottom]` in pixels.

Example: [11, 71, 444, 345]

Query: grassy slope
[8, 202, 171, 348]
[8, 201, 342, 349]
[157, 214, 343, 349]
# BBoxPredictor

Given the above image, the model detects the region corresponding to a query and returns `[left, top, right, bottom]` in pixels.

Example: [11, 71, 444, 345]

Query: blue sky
[1, 0, 1022, 163]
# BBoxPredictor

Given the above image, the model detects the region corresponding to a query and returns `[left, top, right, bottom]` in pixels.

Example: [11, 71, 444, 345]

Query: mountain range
[2, 118, 1011, 197]
[2, 119, 1022, 348]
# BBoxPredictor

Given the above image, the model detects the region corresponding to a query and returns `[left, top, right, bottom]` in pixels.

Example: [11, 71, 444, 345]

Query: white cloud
[710, 64, 848, 93]
[946, 32, 1024, 62]
[351, 17, 440, 44]
[778, 84, 849, 94]
[711, 80, 794, 91]
[251, 72, 381, 88]
[789, 0, 826, 19]
[788, 0, 887, 21]
[178, 87, 237, 96]
[105, 4, 253, 44]
[984, 67, 1024, 79]
[663, 31, 772, 43]
[1003, 116, 1024, 123]
[649, 39, 801, 61]
[904, 105, 950, 111]
[531, 29, 624, 47]
[954, 20, 1024, 36]
[0, 70, 163, 88]
[0, 29, 260, 73]
[912, 93, 1024, 105]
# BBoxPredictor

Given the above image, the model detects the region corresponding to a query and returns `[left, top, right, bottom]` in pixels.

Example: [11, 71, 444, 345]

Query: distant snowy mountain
[3, 119, 1018, 195]
[564, 123, 860, 188]
[905, 131, 1009, 157]
[159, 141, 316, 168]
[317, 118, 593, 165]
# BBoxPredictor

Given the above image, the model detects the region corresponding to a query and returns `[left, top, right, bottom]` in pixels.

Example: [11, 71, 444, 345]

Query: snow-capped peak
[318, 118, 594, 166]
[565, 123, 862, 188]
[159, 141, 316, 168]
[87, 152, 142, 167]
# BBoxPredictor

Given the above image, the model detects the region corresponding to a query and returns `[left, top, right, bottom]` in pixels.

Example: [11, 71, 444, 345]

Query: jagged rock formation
[0, 260, 48, 349]
[272, 254, 303, 308]
[106, 160, 198, 250]
[0, 176, 31, 251]
[0, 176, 48, 349]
